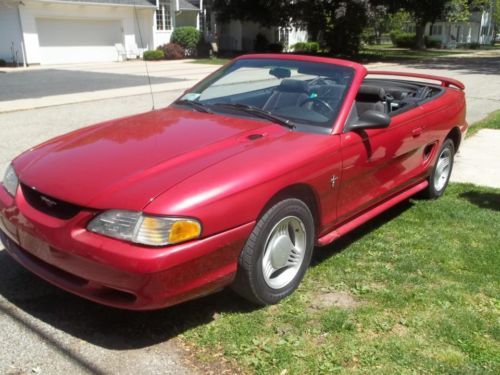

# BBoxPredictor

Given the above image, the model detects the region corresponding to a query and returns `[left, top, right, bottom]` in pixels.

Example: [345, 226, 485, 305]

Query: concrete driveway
[0, 54, 499, 374]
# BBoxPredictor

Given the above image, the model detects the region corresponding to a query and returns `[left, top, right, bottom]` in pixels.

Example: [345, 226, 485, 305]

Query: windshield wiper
[174, 99, 213, 114]
[213, 103, 296, 130]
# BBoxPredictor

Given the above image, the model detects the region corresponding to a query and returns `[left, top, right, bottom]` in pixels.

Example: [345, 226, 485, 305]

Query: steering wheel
[300, 97, 335, 117]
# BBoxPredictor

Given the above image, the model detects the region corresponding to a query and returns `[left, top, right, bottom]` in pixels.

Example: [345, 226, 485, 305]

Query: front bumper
[0, 186, 254, 310]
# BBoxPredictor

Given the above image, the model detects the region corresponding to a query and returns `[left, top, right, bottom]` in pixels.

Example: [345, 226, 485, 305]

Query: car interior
[185, 63, 445, 134]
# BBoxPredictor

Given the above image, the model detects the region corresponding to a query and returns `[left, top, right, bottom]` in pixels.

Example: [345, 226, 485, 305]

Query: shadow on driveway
[0, 249, 256, 350]
[391, 56, 500, 75]
[0, 70, 183, 101]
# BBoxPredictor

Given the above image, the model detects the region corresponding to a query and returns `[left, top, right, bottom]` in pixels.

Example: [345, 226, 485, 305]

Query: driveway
[0, 60, 219, 112]
[0, 55, 499, 374]
[0, 70, 180, 101]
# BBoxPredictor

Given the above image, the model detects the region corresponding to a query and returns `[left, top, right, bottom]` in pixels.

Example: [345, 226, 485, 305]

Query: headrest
[278, 79, 309, 93]
[357, 85, 386, 102]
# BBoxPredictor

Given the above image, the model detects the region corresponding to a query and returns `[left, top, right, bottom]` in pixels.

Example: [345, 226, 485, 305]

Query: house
[0, 0, 306, 66]
[405, 5, 496, 47]
[0, 0, 201, 65]
[201, 0, 307, 52]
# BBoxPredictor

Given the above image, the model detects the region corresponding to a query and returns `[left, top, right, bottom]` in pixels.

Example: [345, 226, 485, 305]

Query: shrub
[158, 43, 185, 60]
[425, 37, 441, 49]
[254, 33, 269, 52]
[197, 41, 211, 58]
[143, 50, 164, 61]
[362, 29, 377, 45]
[468, 42, 481, 49]
[390, 31, 416, 48]
[391, 31, 443, 49]
[267, 43, 284, 53]
[292, 42, 320, 53]
[171, 27, 201, 56]
[0, 59, 6, 67]
[253, 34, 284, 53]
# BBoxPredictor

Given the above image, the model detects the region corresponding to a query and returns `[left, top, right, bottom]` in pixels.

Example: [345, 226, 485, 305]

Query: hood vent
[247, 134, 264, 141]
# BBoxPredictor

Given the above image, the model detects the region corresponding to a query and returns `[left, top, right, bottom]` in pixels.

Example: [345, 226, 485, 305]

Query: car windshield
[176, 58, 355, 133]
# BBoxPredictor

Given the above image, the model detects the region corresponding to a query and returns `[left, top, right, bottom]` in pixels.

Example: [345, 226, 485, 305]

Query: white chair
[115, 43, 127, 62]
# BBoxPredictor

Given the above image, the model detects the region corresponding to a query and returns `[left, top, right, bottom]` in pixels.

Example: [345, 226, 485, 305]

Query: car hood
[15, 107, 288, 210]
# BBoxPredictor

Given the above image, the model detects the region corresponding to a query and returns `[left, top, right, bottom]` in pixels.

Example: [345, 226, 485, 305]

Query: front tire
[423, 138, 455, 199]
[231, 198, 315, 305]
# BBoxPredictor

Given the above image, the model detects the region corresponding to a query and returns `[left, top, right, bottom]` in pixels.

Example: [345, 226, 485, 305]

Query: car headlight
[2, 164, 19, 197]
[87, 210, 202, 247]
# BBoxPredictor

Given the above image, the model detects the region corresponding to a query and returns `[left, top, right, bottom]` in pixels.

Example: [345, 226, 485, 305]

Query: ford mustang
[0, 54, 467, 310]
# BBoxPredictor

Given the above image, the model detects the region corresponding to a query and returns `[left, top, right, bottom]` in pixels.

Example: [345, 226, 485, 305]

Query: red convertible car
[0, 54, 467, 310]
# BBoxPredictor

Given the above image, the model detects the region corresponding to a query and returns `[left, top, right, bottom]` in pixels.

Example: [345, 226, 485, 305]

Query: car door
[336, 105, 429, 222]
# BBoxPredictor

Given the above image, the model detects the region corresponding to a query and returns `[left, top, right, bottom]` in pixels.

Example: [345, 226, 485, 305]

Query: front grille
[21, 184, 81, 220]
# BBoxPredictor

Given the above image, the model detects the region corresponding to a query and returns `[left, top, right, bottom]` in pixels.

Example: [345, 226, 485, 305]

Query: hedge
[158, 43, 185, 60]
[143, 50, 164, 61]
[171, 27, 201, 56]
[292, 42, 320, 53]
[390, 31, 442, 49]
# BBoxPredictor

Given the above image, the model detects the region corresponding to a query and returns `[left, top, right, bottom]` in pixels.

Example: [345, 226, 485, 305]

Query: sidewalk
[451, 129, 500, 189]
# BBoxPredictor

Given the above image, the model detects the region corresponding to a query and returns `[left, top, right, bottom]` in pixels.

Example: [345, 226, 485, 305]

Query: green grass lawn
[192, 57, 231, 65]
[178, 67, 500, 374]
[183, 183, 500, 374]
[467, 110, 500, 138]
[192, 44, 485, 65]
[358, 44, 472, 63]
[192, 42, 499, 66]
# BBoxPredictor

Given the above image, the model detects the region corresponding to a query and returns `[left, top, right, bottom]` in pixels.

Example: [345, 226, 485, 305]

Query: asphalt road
[0, 54, 499, 374]
[0, 69, 180, 101]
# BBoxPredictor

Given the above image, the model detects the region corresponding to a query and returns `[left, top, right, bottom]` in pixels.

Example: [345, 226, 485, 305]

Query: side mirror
[347, 110, 391, 132]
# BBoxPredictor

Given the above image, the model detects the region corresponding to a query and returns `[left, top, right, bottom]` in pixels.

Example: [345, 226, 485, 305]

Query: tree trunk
[415, 21, 426, 50]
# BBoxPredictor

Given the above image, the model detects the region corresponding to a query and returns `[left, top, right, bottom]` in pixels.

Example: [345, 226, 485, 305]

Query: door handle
[412, 127, 423, 137]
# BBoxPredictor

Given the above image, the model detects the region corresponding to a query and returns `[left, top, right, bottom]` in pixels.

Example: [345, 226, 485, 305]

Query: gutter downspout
[16, 1, 28, 67]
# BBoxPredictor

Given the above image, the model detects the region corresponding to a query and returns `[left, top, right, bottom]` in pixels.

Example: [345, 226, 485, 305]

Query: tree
[446, 0, 471, 23]
[212, 0, 290, 27]
[383, 0, 448, 49]
[212, 0, 372, 56]
[366, 5, 391, 44]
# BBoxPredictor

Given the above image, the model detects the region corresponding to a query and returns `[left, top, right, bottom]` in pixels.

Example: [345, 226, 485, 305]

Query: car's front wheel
[231, 198, 314, 305]
[423, 138, 455, 199]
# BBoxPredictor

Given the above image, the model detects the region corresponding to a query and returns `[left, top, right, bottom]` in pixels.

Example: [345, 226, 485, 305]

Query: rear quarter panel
[420, 87, 467, 156]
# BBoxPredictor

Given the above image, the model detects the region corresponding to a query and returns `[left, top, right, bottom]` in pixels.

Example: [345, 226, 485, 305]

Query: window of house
[404, 24, 416, 33]
[156, 0, 172, 31]
[430, 24, 443, 35]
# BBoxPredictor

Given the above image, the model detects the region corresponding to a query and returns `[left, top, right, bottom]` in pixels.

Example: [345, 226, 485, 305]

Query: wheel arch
[446, 126, 462, 153]
[258, 184, 321, 235]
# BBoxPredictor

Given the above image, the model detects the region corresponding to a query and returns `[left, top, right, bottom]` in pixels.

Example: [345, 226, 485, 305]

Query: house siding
[1, 0, 203, 63]
[0, 3, 24, 64]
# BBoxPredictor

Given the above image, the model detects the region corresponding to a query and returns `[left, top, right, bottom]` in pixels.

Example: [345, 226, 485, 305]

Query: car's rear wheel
[231, 198, 314, 305]
[423, 138, 455, 199]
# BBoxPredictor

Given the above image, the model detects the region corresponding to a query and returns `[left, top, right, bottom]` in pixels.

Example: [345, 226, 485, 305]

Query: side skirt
[316, 180, 428, 247]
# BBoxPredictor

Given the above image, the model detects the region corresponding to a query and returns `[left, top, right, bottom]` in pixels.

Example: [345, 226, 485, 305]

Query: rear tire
[231, 198, 314, 305]
[422, 138, 455, 199]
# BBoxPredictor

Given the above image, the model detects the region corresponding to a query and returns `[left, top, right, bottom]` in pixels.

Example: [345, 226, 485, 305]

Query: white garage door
[37, 18, 123, 64]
